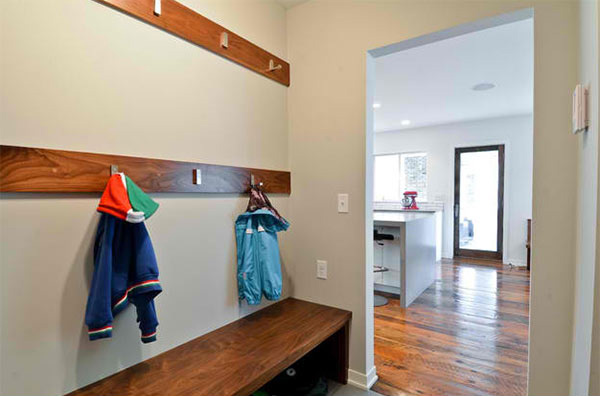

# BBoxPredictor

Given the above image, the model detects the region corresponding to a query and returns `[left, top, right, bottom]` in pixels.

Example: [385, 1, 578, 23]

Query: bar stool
[374, 265, 389, 307]
[374, 229, 394, 307]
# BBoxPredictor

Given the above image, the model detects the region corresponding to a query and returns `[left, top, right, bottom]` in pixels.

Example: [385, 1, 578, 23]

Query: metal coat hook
[193, 169, 202, 185]
[267, 59, 282, 72]
[220, 32, 229, 49]
[154, 0, 161, 16]
[110, 165, 119, 176]
[250, 174, 263, 188]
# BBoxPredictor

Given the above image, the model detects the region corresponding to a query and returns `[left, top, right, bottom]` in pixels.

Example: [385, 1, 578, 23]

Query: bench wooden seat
[67, 298, 351, 396]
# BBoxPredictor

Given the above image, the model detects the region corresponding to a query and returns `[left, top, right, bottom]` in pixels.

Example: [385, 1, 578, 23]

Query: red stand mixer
[401, 191, 419, 210]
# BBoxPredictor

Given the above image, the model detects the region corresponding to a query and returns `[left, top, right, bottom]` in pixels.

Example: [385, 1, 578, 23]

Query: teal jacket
[235, 209, 289, 305]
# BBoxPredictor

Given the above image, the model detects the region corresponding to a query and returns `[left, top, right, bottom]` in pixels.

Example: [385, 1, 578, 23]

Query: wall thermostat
[573, 84, 589, 134]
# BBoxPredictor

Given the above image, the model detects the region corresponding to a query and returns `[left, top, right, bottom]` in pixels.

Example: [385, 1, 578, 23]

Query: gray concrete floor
[328, 381, 384, 396]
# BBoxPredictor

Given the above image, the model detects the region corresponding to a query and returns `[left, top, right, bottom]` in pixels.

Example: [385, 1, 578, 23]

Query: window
[374, 155, 400, 201]
[374, 153, 427, 202]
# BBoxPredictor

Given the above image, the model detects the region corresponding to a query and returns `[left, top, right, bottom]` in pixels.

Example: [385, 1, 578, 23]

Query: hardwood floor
[372, 258, 530, 396]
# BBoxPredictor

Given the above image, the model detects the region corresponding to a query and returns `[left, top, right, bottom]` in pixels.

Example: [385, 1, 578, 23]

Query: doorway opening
[454, 144, 505, 260]
[365, 9, 533, 396]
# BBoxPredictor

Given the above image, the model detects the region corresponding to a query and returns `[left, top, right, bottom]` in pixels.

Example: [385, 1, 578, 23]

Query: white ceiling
[275, 0, 308, 9]
[374, 19, 533, 132]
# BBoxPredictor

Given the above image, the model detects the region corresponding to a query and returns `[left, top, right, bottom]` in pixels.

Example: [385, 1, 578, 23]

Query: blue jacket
[235, 209, 289, 305]
[85, 213, 162, 343]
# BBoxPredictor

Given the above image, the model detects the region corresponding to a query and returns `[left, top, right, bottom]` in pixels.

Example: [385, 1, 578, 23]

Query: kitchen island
[374, 211, 437, 307]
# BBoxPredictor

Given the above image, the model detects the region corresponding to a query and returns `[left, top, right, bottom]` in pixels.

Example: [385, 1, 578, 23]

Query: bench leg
[322, 322, 350, 384]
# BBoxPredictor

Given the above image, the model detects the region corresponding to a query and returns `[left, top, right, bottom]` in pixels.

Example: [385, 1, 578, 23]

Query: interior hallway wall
[0, 1, 290, 395]
[375, 114, 533, 265]
[287, 2, 578, 394]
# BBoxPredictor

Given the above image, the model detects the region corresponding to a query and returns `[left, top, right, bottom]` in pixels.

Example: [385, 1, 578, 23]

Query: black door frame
[453, 144, 505, 261]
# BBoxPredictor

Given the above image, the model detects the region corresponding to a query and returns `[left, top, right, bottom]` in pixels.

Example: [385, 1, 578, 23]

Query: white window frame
[374, 152, 428, 202]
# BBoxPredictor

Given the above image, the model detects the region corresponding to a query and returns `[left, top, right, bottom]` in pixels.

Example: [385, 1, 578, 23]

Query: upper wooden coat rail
[96, 0, 290, 86]
[0, 145, 291, 194]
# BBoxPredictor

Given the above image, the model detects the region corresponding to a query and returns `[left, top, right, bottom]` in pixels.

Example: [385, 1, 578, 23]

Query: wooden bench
[67, 298, 351, 396]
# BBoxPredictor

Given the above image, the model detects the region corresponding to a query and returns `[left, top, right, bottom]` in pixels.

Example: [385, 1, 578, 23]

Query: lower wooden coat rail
[0, 145, 291, 194]
[66, 298, 351, 396]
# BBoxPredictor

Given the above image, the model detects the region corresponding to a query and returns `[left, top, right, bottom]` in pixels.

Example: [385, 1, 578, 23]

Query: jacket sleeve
[128, 222, 162, 343]
[85, 214, 115, 340]
[134, 299, 159, 343]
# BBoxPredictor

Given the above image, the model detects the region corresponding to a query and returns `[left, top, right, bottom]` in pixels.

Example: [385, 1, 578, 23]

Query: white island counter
[374, 211, 437, 307]
[374, 211, 433, 225]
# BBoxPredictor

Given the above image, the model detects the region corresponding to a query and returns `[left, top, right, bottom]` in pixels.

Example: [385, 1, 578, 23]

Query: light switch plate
[337, 193, 349, 213]
[317, 260, 327, 279]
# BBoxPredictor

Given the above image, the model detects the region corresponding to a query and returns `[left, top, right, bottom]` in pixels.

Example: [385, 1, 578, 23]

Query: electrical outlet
[317, 260, 327, 279]
[337, 193, 349, 213]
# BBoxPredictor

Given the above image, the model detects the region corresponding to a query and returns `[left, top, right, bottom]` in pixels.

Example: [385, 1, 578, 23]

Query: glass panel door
[454, 145, 504, 260]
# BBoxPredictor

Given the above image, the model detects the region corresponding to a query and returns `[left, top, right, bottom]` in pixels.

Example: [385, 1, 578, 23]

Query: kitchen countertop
[373, 202, 444, 213]
[375, 208, 439, 213]
[374, 211, 434, 226]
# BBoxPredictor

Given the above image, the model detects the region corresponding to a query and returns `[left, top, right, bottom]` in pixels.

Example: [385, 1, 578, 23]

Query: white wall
[573, 0, 600, 395]
[375, 114, 534, 266]
[0, 1, 289, 395]
[287, 2, 578, 395]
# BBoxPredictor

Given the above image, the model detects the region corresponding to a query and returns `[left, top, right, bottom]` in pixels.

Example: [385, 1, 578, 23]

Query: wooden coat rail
[0, 145, 291, 194]
[95, 0, 290, 86]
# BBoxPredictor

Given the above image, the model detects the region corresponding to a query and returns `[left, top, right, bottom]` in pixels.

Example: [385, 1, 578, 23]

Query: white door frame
[364, 7, 534, 391]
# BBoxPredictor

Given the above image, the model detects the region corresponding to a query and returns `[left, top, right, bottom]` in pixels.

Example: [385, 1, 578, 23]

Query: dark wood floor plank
[375, 337, 527, 378]
[375, 313, 529, 354]
[375, 352, 526, 396]
[373, 259, 530, 396]
[376, 356, 486, 396]
[374, 319, 528, 362]
[377, 304, 530, 338]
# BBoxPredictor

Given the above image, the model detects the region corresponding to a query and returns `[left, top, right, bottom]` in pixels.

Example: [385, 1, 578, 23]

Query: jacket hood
[235, 209, 289, 233]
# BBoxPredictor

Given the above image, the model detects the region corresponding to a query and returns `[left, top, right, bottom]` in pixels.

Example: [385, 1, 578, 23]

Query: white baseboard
[442, 254, 527, 267]
[504, 258, 527, 267]
[347, 366, 378, 390]
[374, 283, 400, 296]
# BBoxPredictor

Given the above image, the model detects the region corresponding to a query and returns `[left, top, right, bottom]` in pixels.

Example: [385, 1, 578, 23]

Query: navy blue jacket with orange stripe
[85, 213, 162, 343]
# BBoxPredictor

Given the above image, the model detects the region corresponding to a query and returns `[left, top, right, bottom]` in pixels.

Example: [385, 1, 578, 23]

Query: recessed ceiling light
[373, 103, 381, 109]
[472, 82, 496, 91]
[401, 120, 411, 126]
